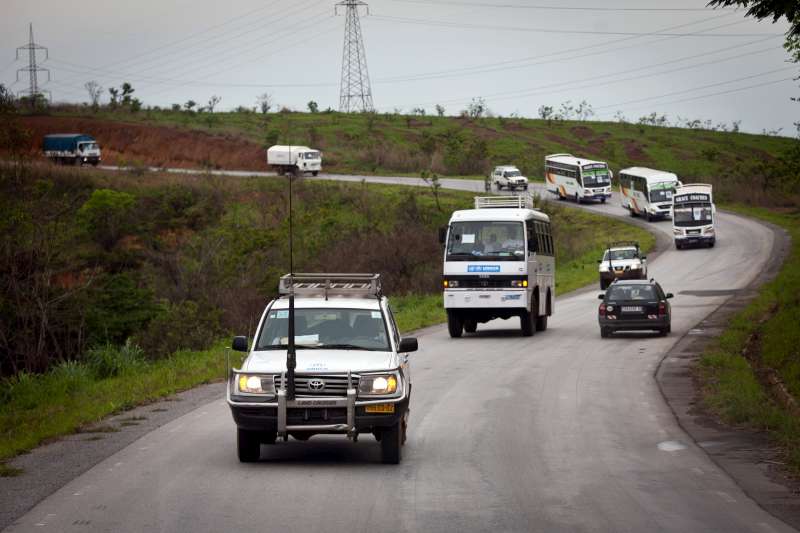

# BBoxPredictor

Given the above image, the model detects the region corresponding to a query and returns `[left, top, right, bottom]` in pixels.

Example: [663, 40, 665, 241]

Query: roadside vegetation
[699, 206, 800, 473]
[0, 158, 652, 466]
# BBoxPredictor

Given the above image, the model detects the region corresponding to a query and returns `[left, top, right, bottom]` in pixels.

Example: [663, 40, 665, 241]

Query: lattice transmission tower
[336, 0, 374, 113]
[16, 23, 51, 106]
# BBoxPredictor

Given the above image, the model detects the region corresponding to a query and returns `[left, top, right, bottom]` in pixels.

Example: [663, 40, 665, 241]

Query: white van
[441, 195, 555, 337]
[619, 167, 681, 221]
[545, 154, 612, 203]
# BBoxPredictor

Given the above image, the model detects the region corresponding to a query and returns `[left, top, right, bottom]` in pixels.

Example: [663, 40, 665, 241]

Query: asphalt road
[5, 173, 792, 532]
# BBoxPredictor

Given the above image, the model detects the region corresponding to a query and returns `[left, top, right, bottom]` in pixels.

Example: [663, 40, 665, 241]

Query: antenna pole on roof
[286, 165, 296, 401]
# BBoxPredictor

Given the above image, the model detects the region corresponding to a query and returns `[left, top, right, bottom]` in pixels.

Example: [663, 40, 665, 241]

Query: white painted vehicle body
[619, 167, 681, 221]
[672, 183, 716, 248]
[544, 153, 612, 203]
[598, 243, 647, 289]
[267, 145, 322, 175]
[442, 196, 555, 336]
[490, 165, 529, 191]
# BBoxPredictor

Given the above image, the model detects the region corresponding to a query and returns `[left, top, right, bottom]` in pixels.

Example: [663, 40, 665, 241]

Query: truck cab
[267, 145, 322, 176]
[227, 273, 416, 464]
[441, 196, 555, 337]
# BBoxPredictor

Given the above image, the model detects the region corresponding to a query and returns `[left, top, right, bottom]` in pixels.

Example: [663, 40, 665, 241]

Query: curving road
[5, 173, 792, 532]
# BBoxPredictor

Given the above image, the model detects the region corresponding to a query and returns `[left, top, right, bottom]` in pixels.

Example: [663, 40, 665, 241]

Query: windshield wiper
[320, 343, 382, 351]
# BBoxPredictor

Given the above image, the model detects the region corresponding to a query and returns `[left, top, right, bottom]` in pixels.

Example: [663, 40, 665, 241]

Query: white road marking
[657, 440, 688, 452]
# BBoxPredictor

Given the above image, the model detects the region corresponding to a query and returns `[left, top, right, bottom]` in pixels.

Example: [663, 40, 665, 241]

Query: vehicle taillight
[599, 303, 606, 317]
[658, 302, 666, 316]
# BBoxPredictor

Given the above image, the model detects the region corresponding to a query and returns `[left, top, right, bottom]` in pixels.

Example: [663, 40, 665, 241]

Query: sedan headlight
[237, 374, 276, 395]
[359, 373, 399, 396]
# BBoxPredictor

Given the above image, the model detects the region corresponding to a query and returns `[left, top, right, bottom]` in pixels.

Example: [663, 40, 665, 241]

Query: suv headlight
[673, 228, 683, 235]
[599, 265, 609, 272]
[359, 373, 399, 396]
[630, 264, 641, 270]
[704, 227, 715, 234]
[236, 373, 276, 395]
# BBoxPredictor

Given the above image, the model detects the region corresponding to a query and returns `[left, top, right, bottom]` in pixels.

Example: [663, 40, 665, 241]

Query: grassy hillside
[17, 106, 800, 207]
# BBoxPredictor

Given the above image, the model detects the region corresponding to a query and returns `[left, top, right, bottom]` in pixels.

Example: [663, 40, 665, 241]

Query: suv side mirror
[398, 337, 418, 353]
[598, 293, 605, 300]
[665, 293, 674, 299]
[438, 226, 448, 244]
[232, 336, 249, 352]
[641, 255, 647, 260]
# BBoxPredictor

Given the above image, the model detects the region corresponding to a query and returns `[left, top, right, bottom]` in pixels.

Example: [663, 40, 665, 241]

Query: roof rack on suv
[609, 241, 640, 250]
[474, 195, 533, 209]
[279, 273, 382, 299]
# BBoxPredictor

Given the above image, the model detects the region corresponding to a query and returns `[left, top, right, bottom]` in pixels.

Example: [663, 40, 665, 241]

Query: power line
[386, 0, 730, 12]
[369, 14, 780, 37]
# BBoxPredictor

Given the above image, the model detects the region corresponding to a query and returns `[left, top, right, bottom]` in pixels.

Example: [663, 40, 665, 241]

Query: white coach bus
[672, 183, 716, 249]
[619, 167, 681, 222]
[440, 195, 555, 338]
[545, 153, 612, 204]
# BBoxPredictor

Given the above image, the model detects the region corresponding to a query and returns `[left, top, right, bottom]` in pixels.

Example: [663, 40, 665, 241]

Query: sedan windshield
[446, 221, 525, 261]
[255, 308, 390, 351]
[606, 285, 657, 301]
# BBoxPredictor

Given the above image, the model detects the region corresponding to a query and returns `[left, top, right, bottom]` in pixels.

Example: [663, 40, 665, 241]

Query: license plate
[365, 403, 395, 414]
[622, 306, 643, 312]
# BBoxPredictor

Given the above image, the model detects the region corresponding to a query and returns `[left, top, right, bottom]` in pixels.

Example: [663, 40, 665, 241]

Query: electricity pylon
[16, 23, 51, 107]
[336, 0, 374, 113]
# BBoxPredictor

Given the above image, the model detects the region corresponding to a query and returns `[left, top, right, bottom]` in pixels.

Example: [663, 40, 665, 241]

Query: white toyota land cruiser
[227, 273, 416, 464]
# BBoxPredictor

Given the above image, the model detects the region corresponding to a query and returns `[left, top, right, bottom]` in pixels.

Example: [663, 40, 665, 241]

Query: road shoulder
[655, 216, 800, 530]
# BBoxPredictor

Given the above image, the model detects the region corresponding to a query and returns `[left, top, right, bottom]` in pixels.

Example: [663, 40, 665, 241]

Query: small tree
[257, 92, 273, 114]
[171, 103, 181, 111]
[307, 100, 319, 113]
[207, 95, 221, 113]
[120, 82, 135, 106]
[467, 97, 486, 119]
[435, 104, 445, 117]
[184, 100, 197, 112]
[85, 81, 103, 111]
[77, 189, 137, 251]
[575, 100, 594, 121]
[108, 87, 119, 108]
[420, 170, 442, 212]
[0, 84, 15, 114]
[538, 105, 554, 125]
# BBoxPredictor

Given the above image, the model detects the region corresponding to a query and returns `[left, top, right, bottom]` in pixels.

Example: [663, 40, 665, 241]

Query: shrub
[84, 341, 144, 379]
[133, 300, 223, 360]
[77, 189, 136, 250]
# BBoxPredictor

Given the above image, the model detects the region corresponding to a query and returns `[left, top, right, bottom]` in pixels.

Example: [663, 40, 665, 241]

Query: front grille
[445, 275, 523, 288]
[274, 374, 359, 397]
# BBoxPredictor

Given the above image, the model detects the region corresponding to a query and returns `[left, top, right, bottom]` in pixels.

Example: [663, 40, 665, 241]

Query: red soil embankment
[15, 116, 266, 170]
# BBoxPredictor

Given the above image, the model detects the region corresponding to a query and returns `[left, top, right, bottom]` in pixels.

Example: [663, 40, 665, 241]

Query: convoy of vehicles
[597, 241, 647, 289]
[43, 134, 102, 166]
[227, 273, 416, 464]
[267, 145, 323, 176]
[598, 279, 673, 338]
[672, 183, 716, 249]
[440, 195, 554, 337]
[490, 165, 529, 191]
[618, 167, 681, 221]
[545, 153, 612, 203]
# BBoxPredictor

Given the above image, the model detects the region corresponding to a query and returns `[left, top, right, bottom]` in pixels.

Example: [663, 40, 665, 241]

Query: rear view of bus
[544, 154, 612, 204]
[441, 196, 555, 338]
[672, 184, 716, 249]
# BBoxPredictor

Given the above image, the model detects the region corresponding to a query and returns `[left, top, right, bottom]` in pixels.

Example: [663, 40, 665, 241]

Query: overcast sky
[1, 0, 795, 134]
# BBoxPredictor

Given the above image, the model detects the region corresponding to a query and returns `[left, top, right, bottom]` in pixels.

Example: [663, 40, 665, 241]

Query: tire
[380, 420, 402, 464]
[74, 157, 81, 166]
[464, 320, 477, 333]
[708, 241, 715, 248]
[645, 212, 652, 222]
[675, 242, 683, 250]
[630, 207, 637, 217]
[237, 429, 261, 463]
[601, 327, 611, 338]
[312, 171, 319, 176]
[447, 311, 463, 338]
[600, 278, 608, 290]
[659, 328, 669, 337]
[535, 314, 548, 332]
[574, 193, 581, 204]
[521, 297, 538, 337]
[601, 197, 606, 204]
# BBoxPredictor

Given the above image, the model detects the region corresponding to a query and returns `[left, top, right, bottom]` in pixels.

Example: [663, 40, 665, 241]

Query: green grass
[698, 206, 800, 472]
[0, 192, 653, 465]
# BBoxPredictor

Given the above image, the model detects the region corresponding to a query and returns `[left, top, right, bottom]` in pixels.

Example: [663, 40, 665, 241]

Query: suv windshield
[603, 248, 638, 261]
[255, 308, 390, 351]
[504, 171, 521, 177]
[606, 285, 657, 301]
[446, 221, 525, 261]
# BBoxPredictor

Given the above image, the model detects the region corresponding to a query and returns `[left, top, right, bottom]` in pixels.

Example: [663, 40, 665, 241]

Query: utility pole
[335, 0, 374, 113]
[16, 23, 51, 109]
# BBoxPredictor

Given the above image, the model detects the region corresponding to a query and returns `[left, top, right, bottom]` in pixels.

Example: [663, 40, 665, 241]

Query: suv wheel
[237, 429, 261, 462]
[380, 420, 402, 464]
[447, 311, 463, 338]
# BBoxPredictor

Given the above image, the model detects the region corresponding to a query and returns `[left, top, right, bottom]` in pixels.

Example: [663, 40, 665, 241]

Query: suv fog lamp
[237, 374, 275, 395]
[359, 374, 398, 395]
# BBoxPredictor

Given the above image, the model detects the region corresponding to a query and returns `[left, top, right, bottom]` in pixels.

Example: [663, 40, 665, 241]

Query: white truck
[43, 134, 101, 166]
[440, 195, 555, 337]
[267, 145, 322, 176]
[490, 165, 529, 191]
[672, 183, 716, 249]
